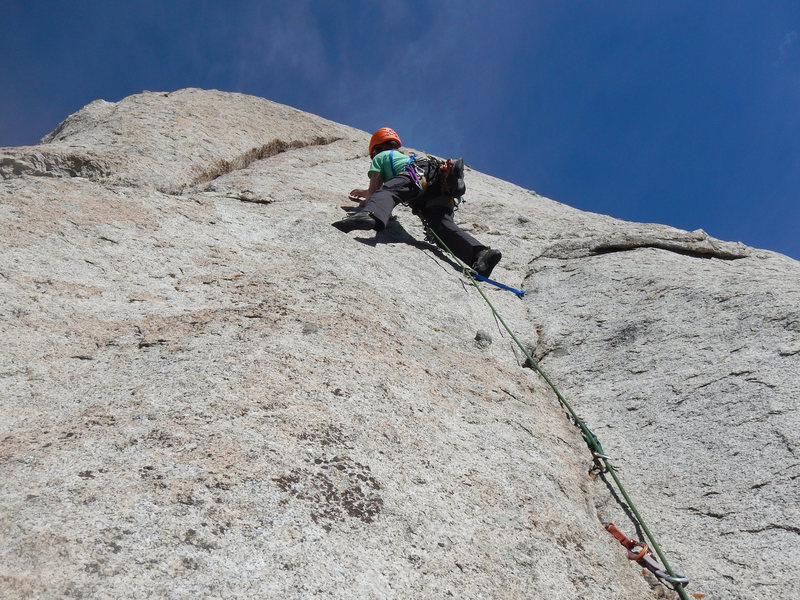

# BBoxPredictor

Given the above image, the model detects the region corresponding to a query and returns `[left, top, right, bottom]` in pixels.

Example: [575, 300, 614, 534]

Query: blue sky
[3, 1, 799, 260]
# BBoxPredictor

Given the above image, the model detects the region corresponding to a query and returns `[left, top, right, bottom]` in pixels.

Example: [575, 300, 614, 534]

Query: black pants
[419, 202, 485, 265]
[361, 161, 485, 265]
[362, 159, 441, 228]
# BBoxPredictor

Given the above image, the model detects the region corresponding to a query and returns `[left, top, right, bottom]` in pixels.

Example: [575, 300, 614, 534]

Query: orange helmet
[369, 127, 401, 157]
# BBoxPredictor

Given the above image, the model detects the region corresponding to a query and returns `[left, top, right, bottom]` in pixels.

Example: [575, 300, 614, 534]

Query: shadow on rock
[353, 218, 462, 273]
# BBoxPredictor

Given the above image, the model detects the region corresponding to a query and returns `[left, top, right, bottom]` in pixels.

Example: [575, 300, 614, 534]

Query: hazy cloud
[230, 3, 329, 92]
[778, 31, 798, 63]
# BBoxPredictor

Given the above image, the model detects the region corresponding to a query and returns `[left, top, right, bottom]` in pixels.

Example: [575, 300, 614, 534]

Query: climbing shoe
[472, 248, 502, 278]
[332, 211, 376, 233]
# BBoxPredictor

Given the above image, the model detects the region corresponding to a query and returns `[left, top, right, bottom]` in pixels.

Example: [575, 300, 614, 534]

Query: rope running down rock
[421, 222, 691, 600]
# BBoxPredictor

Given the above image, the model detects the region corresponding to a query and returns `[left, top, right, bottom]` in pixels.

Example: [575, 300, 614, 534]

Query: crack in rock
[190, 136, 342, 186]
[741, 523, 800, 535]
[533, 230, 750, 262]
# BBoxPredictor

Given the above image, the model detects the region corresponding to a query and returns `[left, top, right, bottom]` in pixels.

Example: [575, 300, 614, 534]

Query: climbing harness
[422, 224, 691, 600]
[402, 153, 464, 198]
[415, 155, 466, 199]
[403, 153, 427, 192]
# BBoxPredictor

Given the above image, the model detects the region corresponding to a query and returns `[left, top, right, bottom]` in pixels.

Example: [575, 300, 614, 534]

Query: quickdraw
[472, 273, 525, 297]
[403, 153, 427, 192]
[604, 523, 690, 588]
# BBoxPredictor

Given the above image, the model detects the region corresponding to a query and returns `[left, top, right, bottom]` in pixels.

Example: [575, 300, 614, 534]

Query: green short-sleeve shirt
[368, 150, 410, 181]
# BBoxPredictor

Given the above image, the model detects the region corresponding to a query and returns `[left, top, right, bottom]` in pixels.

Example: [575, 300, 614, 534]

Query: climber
[332, 127, 502, 278]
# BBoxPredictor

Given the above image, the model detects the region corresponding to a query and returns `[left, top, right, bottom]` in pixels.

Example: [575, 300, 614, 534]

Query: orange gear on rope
[439, 158, 454, 179]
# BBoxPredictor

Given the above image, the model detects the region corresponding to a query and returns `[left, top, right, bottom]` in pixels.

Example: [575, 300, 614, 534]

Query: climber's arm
[350, 173, 384, 204]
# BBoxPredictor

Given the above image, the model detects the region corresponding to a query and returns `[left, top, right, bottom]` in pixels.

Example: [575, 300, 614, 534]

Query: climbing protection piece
[605, 523, 690, 588]
[472, 273, 525, 297]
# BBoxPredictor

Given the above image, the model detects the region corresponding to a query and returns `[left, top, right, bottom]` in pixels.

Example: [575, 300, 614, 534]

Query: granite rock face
[1, 88, 798, 599]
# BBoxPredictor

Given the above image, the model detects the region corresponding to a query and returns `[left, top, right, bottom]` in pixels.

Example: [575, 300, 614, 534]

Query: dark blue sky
[3, 1, 799, 259]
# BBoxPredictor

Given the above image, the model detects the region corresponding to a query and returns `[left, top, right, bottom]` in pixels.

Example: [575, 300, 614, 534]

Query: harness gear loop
[403, 153, 428, 193]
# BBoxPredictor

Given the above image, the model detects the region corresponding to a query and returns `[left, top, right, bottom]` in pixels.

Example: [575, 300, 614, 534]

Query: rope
[422, 222, 690, 600]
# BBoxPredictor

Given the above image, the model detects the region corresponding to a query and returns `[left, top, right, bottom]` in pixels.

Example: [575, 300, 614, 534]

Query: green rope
[423, 223, 689, 599]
